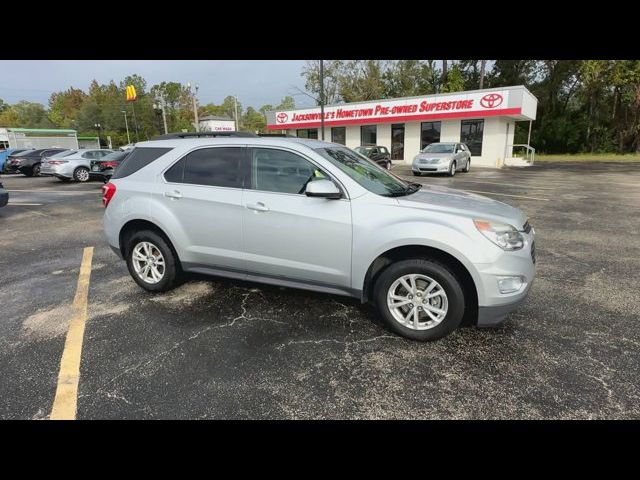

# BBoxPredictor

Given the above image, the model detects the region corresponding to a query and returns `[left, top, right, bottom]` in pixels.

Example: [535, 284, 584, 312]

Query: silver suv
[102, 134, 535, 341]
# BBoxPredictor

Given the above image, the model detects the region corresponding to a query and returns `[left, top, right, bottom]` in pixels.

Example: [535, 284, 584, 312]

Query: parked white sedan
[41, 149, 116, 182]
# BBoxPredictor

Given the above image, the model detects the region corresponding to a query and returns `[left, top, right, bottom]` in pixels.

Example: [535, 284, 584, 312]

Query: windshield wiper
[384, 182, 422, 197]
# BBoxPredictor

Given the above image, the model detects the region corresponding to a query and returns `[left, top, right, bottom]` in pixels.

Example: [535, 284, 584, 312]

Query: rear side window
[179, 147, 244, 188]
[112, 147, 173, 179]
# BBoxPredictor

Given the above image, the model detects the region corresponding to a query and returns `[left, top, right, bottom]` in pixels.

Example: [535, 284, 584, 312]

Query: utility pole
[319, 59, 325, 141]
[234, 95, 239, 131]
[94, 123, 102, 148]
[121, 110, 130, 144]
[479, 60, 486, 89]
[188, 82, 199, 132]
[131, 104, 140, 142]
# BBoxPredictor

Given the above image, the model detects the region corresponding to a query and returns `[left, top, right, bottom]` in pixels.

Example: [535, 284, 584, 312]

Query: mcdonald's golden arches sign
[125, 85, 137, 102]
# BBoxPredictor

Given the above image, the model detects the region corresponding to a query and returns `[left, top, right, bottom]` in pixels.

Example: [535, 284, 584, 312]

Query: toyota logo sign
[276, 112, 288, 123]
[480, 93, 503, 109]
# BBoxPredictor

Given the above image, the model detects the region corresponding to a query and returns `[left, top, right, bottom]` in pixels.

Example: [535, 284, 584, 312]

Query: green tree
[441, 63, 465, 93]
[243, 107, 266, 133]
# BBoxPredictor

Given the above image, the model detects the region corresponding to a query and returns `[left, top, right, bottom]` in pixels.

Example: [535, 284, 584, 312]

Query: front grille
[523, 220, 532, 233]
[530, 241, 536, 264]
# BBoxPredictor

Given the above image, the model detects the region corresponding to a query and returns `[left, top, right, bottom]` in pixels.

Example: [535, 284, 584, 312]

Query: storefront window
[391, 124, 405, 160]
[460, 120, 484, 156]
[331, 127, 346, 145]
[360, 125, 377, 146]
[297, 129, 318, 139]
[420, 121, 441, 150]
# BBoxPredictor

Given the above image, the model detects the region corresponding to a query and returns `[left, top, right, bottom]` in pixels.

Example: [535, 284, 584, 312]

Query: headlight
[474, 219, 524, 251]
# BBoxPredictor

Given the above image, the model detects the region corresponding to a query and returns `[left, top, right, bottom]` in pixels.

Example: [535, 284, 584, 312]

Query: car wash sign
[269, 90, 520, 129]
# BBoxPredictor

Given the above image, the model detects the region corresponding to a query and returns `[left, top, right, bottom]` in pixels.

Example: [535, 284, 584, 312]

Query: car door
[160, 146, 246, 273]
[455, 144, 466, 169]
[242, 147, 352, 289]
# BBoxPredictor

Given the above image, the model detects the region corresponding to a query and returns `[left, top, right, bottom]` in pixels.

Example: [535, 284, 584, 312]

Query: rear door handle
[164, 190, 183, 199]
[246, 202, 269, 212]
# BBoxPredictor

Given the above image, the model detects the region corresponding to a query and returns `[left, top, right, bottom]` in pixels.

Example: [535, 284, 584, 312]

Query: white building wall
[376, 124, 391, 152]
[404, 122, 421, 162]
[345, 125, 360, 149]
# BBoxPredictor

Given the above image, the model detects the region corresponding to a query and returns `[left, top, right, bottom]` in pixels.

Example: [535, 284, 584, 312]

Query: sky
[0, 60, 314, 109]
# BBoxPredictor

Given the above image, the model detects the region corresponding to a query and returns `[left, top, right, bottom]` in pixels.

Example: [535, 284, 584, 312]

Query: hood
[413, 152, 454, 163]
[398, 184, 528, 228]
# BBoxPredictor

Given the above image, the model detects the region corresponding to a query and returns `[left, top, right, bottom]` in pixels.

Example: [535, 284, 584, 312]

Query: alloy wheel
[386, 274, 448, 330]
[132, 241, 166, 284]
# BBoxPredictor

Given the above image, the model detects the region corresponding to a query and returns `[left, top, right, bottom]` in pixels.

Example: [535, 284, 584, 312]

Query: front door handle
[164, 190, 183, 199]
[246, 202, 269, 212]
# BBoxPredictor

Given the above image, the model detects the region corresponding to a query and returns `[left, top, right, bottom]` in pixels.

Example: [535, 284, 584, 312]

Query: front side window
[251, 148, 327, 194]
[315, 146, 417, 197]
[360, 125, 377, 146]
[182, 147, 245, 188]
[461, 119, 484, 156]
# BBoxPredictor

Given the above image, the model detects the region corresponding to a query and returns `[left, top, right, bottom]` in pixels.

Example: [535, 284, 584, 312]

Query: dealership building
[266, 85, 538, 168]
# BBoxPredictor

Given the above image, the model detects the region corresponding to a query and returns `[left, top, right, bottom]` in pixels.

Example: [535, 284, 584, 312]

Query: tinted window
[360, 125, 377, 145]
[112, 147, 173, 179]
[420, 121, 441, 150]
[331, 127, 346, 145]
[164, 157, 185, 183]
[251, 148, 327, 194]
[183, 147, 244, 188]
[461, 120, 484, 156]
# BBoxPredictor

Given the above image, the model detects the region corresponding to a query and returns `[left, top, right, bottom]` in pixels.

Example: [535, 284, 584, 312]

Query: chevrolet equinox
[102, 134, 535, 341]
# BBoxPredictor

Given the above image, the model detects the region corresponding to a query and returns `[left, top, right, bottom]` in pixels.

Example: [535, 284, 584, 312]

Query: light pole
[153, 97, 168, 134]
[94, 123, 102, 149]
[188, 82, 200, 132]
[121, 110, 131, 144]
[319, 59, 325, 140]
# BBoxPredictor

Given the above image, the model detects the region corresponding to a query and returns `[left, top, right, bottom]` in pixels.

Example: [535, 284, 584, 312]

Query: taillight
[102, 161, 118, 168]
[48, 160, 68, 165]
[102, 182, 116, 208]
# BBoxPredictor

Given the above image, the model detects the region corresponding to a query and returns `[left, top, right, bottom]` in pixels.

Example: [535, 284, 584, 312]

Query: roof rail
[257, 133, 297, 137]
[151, 131, 259, 140]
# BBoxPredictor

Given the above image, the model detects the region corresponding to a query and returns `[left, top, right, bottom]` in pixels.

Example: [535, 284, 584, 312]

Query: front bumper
[412, 163, 450, 173]
[476, 280, 533, 326]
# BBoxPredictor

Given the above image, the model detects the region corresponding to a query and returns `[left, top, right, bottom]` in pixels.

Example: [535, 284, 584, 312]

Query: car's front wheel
[73, 167, 90, 182]
[125, 230, 181, 292]
[448, 161, 456, 177]
[463, 158, 471, 173]
[373, 259, 465, 341]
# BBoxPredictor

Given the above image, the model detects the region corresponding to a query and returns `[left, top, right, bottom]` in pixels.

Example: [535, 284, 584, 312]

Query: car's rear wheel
[23, 168, 34, 177]
[373, 259, 465, 341]
[125, 230, 181, 292]
[73, 167, 90, 182]
[448, 161, 456, 177]
[32, 163, 41, 176]
[463, 159, 471, 173]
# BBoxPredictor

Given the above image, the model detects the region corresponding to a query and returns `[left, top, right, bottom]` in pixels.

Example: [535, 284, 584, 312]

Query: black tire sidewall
[125, 230, 179, 292]
[74, 167, 90, 182]
[374, 259, 465, 341]
[32, 163, 41, 176]
[449, 162, 456, 176]
[465, 159, 471, 172]
[412, 172, 421, 176]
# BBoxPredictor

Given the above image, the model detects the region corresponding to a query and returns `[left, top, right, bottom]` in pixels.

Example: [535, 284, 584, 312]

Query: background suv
[413, 142, 471, 176]
[102, 134, 535, 342]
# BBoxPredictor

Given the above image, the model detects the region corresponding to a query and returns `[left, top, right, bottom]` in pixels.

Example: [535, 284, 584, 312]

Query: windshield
[354, 146, 373, 155]
[422, 143, 455, 153]
[315, 146, 420, 197]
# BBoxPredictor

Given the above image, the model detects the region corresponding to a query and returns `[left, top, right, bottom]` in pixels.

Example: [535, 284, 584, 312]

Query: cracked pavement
[1, 162, 639, 419]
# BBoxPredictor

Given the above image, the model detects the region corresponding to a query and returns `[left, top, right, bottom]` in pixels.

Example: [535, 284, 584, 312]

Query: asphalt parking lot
[1, 162, 639, 419]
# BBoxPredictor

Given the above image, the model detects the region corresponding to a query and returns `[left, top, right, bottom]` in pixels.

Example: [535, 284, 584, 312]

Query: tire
[386, 161, 391, 170]
[73, 167, 90, 182]
[23, 168, 34, 177]
[373, 259, 465, 341]
[125, 230, 181, 292]
[32, 163, 41, 177]
[463, 158, 471, 173]
[448, 161, 456, 177]
[412, 172, 421, 177]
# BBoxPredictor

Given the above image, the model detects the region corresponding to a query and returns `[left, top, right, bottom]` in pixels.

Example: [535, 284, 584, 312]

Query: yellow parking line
[460, 189, 550, 201]
[50, 247, 94, 420]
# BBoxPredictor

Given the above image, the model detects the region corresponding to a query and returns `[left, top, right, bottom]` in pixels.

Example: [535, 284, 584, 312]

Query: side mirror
[305, 179, 342, 199]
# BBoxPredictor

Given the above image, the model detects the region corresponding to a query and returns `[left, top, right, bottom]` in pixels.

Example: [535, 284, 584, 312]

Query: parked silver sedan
[412, 142, 471, 177]
[41, 149, 115, 182]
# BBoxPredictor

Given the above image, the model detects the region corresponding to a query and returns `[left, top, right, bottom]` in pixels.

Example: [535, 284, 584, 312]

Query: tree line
[301, 60, 640, 154]
[0, 73, 295, 147]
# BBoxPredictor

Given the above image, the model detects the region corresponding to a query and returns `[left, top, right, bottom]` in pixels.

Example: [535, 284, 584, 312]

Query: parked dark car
[0, 181, 8, 208]
[6, 148, 68, 176]
[353, 145, 392, 169]
[90, 150, 130, 182]
[1, 148, 32, 173]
